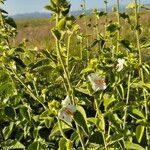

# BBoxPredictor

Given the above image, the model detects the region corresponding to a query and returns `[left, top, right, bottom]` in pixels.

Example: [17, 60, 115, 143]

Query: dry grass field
[13, 10, 150, 60]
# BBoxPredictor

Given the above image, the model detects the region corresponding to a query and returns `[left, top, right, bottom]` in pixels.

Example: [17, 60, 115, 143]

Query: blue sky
[2, 0, 150, 15]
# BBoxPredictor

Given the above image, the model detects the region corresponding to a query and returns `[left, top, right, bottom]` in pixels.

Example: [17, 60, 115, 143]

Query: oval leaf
[125, 142, 145, 150]
[136, 125, 145, 143]
[73, 107, 89, 136]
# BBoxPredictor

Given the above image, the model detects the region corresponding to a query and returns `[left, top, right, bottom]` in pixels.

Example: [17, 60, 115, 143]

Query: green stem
[134, 0, 142, 65]
[103, 0, 108, 34]
[62, 76, 69, 94]
[94, 97, 108, 150]
[66, 33, 73, 75]
[55, 31, 86, 150]
[95, 16, 99, 39]
[76, 124, 86, 150]
[33, 80, 39, 97]
[123, 73, 131, 130]
[58, 118, 69, 141]
[80, 40, 83, 60]
[56, 41, 86, 150]
[116, 0, 120, 54]
[82, 0, 88, 47]
[134, 0, 149, 146]
[56, 41, 72, 91]
[11, 69, 47, 109]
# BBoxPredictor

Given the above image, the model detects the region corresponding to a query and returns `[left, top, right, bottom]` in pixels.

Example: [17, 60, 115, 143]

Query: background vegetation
[0, 0, 150, 149]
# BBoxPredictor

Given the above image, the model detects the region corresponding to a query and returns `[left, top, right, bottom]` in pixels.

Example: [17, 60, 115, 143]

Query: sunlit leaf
[136, 125, 145, 143]
[27, 141, 45, 150]
[50, 122, 71, 137]
[73, 107, 89, 136]
[125, 142, 145, 150]
[19, 106, 31, 122]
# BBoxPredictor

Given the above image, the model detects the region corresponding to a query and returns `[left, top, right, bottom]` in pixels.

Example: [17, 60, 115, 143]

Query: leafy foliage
[0, 0, 150, 149]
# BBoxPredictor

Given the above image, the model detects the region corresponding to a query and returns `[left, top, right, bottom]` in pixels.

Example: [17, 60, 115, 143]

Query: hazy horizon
[2, 0, 150, 15]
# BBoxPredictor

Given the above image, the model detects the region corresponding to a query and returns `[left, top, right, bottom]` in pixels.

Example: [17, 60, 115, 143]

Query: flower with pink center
[58, 96, 76, 124]
[88, 73, 107, 92]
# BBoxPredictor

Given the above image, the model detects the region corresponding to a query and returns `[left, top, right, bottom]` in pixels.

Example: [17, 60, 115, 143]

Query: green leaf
[89, 131, 103, 144]
[119, 39, 132, 51]
[31, 58, 51, 70]
[4, 106, 16, 119]
[58, 138, 67, 150]
[19, 106, 31, 121]
[16, 131, 24, 141]
[87, 117, 104, 131]
[131, 109, 145, 119]
[50, 122, 71, 137]
[106, 23, 120, 33]
[33, 65, 53, 73]
[0, 8, 8, 14]
[44, 4, 57, 12]
[70, 131, 78, 141]
[10, 56, 26, 68]
[66, 140, 73, 150]
[87, 118, 99, 125]
[45, 118, 54, 128]
[5, 17, 17, 28]
[3, 122, 14, 140]
[61, 6, 70, 16]
[0, 70, 10, 83]
[125, 142, 145, 150]
[11, 141, 25, 149]
[127, 3, 136, 9]
[103, 94, 116, 111]
[73, 106, 89, 135]
[52, 0, 61, 5]
[144, 83, 150, 89]
[75, 87, 92, 96]
[86, 143, 100, 150]
[51, 28, 62, 40]
[141, 40, 150, 48]
[27, 141, 45, 150]
[4, 106, 16, 120]
[119, 13, 130, 23]
[142, 64, 150, 75]
[107, 113, 123, 129]
[136, 125, 145, 143]
[33, 127, 39, 139]
[108, 133, 123, 145]
[112, 101, 125, 111]
[80, 67, 94, 74]
[0, 82, 17, 97]
[57, 18, 66, 30]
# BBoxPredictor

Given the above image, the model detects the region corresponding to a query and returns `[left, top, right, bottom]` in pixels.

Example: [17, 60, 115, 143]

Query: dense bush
[0, 0, 150, 149]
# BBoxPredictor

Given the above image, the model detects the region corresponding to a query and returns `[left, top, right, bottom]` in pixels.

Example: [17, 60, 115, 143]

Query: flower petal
[58, 110, 72, 124]
[92, 83, 100, 92]
[66, 105, 76, 113]
[116, 58, 125, 72]
[88, 73, 107, 91]
[62, 96, 71, 107]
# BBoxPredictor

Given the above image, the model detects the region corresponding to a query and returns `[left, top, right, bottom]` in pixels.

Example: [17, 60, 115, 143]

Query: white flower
[58, 105, 76, 124]
[88, 73, 107, 92]
[61, 95, 71, 107]
[116, 58, 125, 72]
[58, 96, 76, 124]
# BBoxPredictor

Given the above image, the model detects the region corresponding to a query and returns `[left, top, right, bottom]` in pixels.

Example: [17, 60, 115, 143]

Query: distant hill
[11, 4, 149, 20]
[11, 12, 51, 19]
